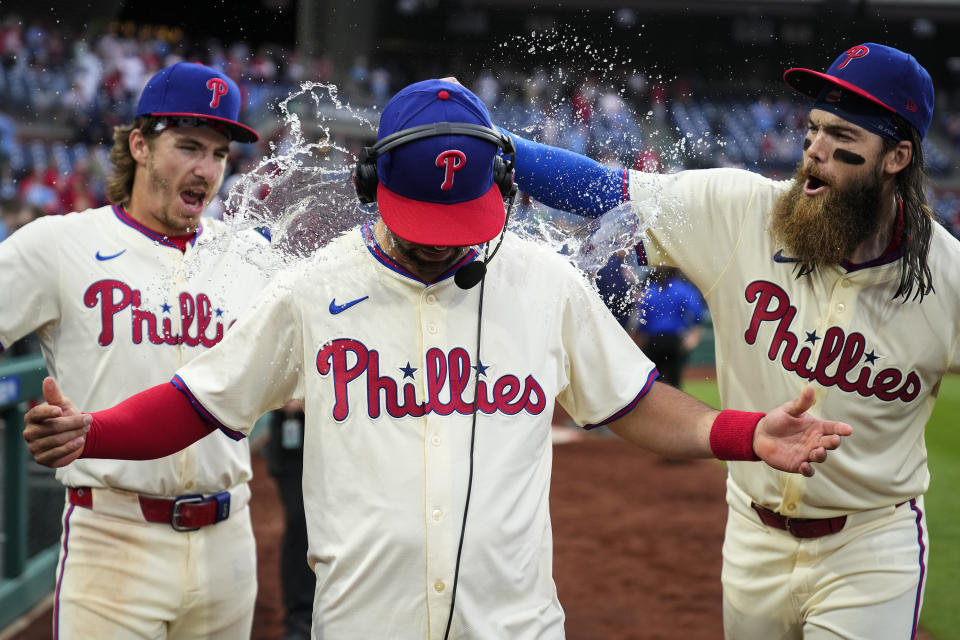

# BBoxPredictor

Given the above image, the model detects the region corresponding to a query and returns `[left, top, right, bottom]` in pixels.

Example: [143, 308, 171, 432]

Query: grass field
[683, 375, 960, 639]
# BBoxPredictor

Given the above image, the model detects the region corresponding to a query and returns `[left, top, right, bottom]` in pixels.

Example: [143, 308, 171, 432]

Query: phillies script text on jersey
[744, 280, 920, 402]
[317, 338, 548, 420]
[85, 279, 231, 347]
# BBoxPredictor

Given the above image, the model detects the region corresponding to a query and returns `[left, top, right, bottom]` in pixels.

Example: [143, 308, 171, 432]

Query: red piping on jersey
[622, 168, 629, 202]
[909, 498, 926, 640]
[361, 222, 480, 286]
[634, 241, 648, 267]
[165, 232, 198, 252]
[583, 368, 659, 430]
[112, 205, 202, 249]
[53, 503, 76, 639]
[170, 375, 246, 440]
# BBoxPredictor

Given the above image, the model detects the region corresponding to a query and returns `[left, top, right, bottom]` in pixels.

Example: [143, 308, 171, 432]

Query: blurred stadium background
[0, 1, 958, 638]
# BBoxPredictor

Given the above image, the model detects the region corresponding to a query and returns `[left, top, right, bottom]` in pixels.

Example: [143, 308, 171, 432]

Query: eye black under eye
[833, 148, 866, 165]
[803, 138, 812, 150]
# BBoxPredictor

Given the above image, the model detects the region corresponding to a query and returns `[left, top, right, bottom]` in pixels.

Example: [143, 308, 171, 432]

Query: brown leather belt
[68, 487, 231, 532]
[751, 502, 847, 538]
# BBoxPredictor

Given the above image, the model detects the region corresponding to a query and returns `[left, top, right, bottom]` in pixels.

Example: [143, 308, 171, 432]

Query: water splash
[215, 82, 379, 272]
[216, 37, 686, 293]
[479, 26, 688, 282]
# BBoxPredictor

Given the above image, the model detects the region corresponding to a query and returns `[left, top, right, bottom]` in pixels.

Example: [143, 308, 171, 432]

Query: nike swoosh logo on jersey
[95, 249, 127, 261]
[772, 249, 799, 264]
[329, 296, 369, 314]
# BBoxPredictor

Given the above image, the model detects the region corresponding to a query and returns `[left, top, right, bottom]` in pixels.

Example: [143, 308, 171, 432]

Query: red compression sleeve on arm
[81, 382, 216, 460]
[709, 410, 765, 461]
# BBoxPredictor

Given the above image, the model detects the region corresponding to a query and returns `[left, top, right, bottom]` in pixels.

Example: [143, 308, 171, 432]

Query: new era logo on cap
[136, 62, 259, 143]
[783, 42, 934, 139]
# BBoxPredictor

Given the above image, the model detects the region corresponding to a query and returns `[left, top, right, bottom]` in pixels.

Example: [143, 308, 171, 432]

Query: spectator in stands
[636, 267, 705, 388]
[57, 157, 102, 213]
[0, 200, 41, 242]
[17, 165, 59, 215]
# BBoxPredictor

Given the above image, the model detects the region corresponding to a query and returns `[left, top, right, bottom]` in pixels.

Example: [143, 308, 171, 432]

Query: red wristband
[709, 410, 765, 461]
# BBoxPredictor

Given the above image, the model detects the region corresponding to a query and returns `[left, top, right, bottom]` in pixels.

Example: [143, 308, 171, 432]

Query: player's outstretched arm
[608, 382, 852, 477]
[23, 377, 219, 468]
[752, 386, 852, 477]
[504, 133, 625, 217]
[23, 377, 91, 468]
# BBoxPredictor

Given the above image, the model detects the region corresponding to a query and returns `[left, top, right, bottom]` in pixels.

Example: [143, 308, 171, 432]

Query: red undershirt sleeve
[81, 382, 217, 460]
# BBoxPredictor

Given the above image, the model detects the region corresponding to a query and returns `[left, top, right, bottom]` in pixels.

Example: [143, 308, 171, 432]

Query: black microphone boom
[453, 186, 516, 291]
[454, 261, 487, 289]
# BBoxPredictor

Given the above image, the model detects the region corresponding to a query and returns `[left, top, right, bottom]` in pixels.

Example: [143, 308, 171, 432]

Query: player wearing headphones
[505, 43, 954, 639]
[24, 79, 852, 639]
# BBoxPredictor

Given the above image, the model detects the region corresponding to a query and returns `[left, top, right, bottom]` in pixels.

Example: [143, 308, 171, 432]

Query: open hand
[754, 387, 853, 477]
[23, 377, 90, 468]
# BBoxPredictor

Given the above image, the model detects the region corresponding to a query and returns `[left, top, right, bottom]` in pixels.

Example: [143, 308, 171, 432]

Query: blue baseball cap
[375, 79, 506, 246]
[784, 43, 933, 140]
[136, 62, 259, 143]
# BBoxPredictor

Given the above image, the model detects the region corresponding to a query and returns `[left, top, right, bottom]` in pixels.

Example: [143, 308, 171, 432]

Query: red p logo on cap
[837, 45, 870, 70]
[436, 150, 466, 191]
[206, 78, 229, 108]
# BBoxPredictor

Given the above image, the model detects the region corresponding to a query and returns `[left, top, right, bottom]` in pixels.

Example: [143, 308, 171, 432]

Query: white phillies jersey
[0, 204, 273, 496]
[175, 222, 657, 639]
[630, 167, 960, 518]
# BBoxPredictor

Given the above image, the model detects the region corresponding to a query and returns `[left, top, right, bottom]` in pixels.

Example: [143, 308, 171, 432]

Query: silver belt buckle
[171, 494, 205, 532]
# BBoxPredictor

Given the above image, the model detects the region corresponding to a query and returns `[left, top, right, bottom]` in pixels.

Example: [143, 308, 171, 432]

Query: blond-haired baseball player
[1, 62, 270, 638]
[508, 42, 953, 639]
[24, 79, 851, 640]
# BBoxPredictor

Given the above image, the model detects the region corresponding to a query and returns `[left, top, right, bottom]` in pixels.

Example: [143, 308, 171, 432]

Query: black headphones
[353, 121, 518, 204]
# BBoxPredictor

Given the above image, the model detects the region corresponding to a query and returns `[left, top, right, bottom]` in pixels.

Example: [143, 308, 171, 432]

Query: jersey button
[786, 502, 797, 512]
[432, 509, 443, 522]
[427, 323, 438, 335]
[434, 580, 446, 593]
[431, 435, 441, 446]
[425, 294, 437, 305]
[836, 303, 845, 313]
[184, 481, 194, 489]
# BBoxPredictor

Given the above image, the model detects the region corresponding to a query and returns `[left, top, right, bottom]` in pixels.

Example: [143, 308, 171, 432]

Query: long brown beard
[770, 162, 884, 267]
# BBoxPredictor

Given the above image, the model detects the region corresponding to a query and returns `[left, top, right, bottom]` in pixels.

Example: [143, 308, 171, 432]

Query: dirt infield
[251, 433, 936, 640]
[7, 428, 936, 639]
[249, 434, 729, 640]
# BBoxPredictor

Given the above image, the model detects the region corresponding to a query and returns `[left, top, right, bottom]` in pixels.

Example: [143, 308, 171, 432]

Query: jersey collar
[361, 221, 480, 286]
[113, 205, 202, 249]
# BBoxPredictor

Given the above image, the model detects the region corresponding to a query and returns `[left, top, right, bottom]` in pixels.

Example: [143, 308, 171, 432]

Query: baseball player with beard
[0, 62, 271, 638]
[23, 79, 851, 640]
[506, 43, 956, 639]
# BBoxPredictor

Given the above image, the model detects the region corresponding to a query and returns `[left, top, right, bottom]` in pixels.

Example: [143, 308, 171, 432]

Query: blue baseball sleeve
[504, 131, 628, 218]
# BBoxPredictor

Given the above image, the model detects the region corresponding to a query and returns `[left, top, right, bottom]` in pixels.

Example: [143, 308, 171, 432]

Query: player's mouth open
[180, 189, 207, 213]
[803, 174, 829, 196]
